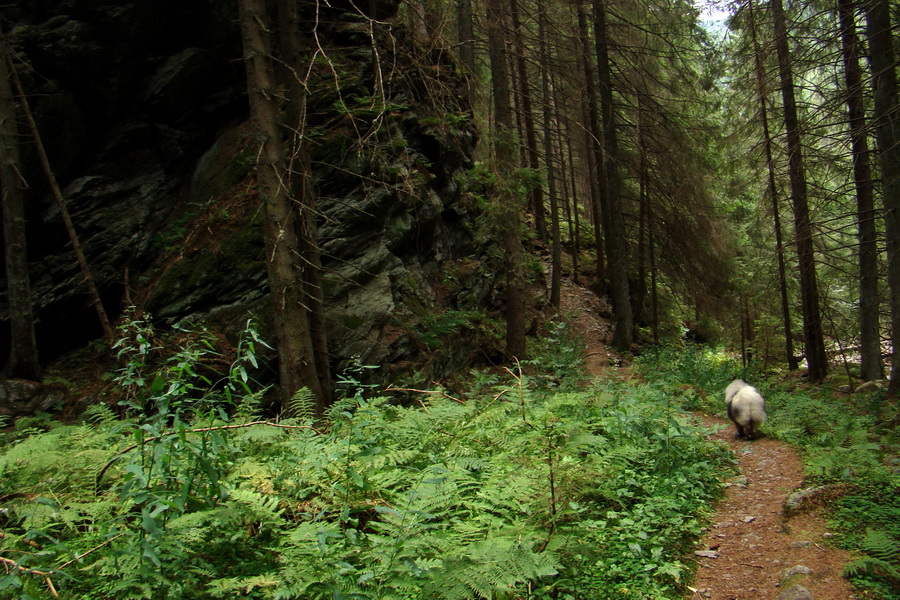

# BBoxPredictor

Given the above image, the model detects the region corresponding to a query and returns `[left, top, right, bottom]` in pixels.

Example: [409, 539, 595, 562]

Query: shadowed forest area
[1, 0, 898, 598]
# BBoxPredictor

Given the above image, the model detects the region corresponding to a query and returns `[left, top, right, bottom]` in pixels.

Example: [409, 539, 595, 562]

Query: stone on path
[776, 584, 815, 600]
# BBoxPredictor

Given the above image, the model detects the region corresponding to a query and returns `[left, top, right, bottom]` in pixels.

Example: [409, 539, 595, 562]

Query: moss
[151, 227, 264, 307]
[342, 314, 366, 332]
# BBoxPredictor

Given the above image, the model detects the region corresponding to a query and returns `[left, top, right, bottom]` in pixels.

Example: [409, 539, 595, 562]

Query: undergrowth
[635, 344, 900, 600]
[0, 321, 734, 600]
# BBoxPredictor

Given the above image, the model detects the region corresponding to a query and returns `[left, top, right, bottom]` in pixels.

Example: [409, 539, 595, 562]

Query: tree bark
[749, 0, 798, 371]
[635, 98, 649, 328]
[0, 40, 40, 380]
[839, 0, 883, 381]
[771, 0, 827, 381]
[278, 0, 333, 407]
[865, 0, 900, 393]
[538, 0, 561, 308]
[456, 0, 475, 106]
[510, 0, 548, 243]
[592, 0, 633, 351]
[576, 1, 606, 281]
[486, 0, 527, 359]
[239, 0, 325, 410]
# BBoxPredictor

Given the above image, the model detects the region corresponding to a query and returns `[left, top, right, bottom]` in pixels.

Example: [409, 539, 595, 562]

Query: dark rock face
[1, 0, 498, 404]
[0, 379, 68, 418]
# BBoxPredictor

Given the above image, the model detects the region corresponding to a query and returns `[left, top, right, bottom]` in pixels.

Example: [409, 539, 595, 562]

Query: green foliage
[524, 319, 588, 390]
[418, 310, 485, 350]
[832, 474, 900, 599]
[0, 337, 735, 600]
[634, 344, 745, 413]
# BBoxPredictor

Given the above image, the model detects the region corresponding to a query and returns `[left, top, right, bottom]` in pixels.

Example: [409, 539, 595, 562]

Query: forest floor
[557, 274, 859, 600]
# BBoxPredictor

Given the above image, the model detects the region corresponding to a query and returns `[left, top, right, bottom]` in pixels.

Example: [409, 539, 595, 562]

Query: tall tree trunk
[649, 201, 659, 344]
[592, 0, 633, 351]
[538, 0, 560, 307]
[865, 0, 900, 394]
[0, 41, 39, 380]
[510, 0, 548, 242]
[239, 0, 325, 410]
[8, 43, 115, 346]
[771, 0, 827, 381]
[749, 0, 797, 371]
[561, 110, 582, 284]
[278, 0, 333, 406]
[576, 1, 606, 281]
[636, 97, 648, 326]
[457, 0, 475, 106]
[839, 0, 883, 381]
[486, 0, 527, 359]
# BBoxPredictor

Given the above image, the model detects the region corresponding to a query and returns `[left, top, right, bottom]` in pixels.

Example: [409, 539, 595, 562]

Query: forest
[0, 0, 899, 598]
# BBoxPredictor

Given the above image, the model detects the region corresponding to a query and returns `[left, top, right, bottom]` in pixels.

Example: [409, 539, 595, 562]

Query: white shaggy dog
[724, 379, 767, 439]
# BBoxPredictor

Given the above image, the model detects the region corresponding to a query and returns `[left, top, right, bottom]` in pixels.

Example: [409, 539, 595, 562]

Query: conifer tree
[239, 0, 328, 412]
[865, 0, 900, 393]
[771, 0, 827, 381]
[838, 0, 883, 381]
[0, 38, 39, 381]
[486, 0, 527, 359]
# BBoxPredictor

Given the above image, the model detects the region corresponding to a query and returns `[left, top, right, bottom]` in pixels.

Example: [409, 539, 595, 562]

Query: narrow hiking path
[689, 415, 856, 600]
[557, 275, 858, 600]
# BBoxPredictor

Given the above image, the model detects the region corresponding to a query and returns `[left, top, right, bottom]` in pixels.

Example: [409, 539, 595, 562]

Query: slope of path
[556, 275, 857, 599]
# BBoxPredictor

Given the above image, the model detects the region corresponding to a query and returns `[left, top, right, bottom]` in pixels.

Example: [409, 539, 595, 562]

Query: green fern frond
[233, 389, 266, 423]
[362, 448, 421, 471]
[82, 403, 118, 427]
[324, 396, 360, 424]
[861, 528, 900, 563]
[285, 387, 317, 420]
[426, 537, 558, 600]
[844, 556, 900, 582]
[208, 574, 281, 597]
[226, 487, 284, 527]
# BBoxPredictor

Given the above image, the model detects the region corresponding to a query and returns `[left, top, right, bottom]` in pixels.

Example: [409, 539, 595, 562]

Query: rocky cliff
[0, 0, 505, 414]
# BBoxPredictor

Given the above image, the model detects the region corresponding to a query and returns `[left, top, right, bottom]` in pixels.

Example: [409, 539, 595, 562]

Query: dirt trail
[689, 416, 856, 600]
[558, 275, 857, 600]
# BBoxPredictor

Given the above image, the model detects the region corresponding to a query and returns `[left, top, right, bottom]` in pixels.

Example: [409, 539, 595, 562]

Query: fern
[844, 555, 900, 587]
[83, 402, 118, 427]
[424, 537, 558, 600]
[860, 528, 900, 564]
[284, 386, 317, 420]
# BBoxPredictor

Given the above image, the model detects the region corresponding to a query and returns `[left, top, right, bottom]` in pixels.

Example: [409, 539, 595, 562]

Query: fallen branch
[0, 556, 59, 598]
[58, 532, 127, 569]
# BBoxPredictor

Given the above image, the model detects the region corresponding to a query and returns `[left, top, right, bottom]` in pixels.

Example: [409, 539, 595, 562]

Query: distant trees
[591, 0, 632, 351]
[839, 0, 882, 381]
[722, 0, 900, 386]
[459, 0, 730, 352]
